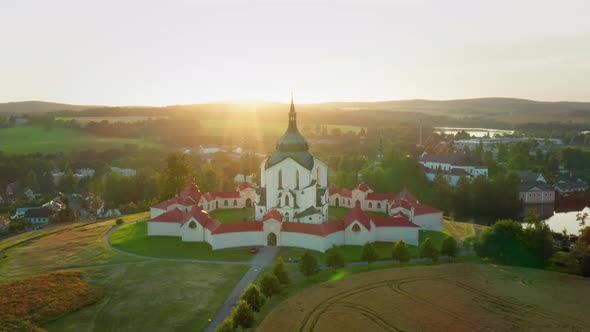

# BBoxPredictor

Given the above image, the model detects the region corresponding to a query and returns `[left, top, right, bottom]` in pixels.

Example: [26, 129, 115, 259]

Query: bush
[240, 284, 265, 312]
[392, 240, 411, 263]
[298, 251, 319, 278]
[441, 236, 459, 258]
[326, 245, 346, 269]
[361, 242, 379, 266]
[215, 317, 233, 332]
[259, 273, 281, 298]
[420, 238, 440, 262]
[272, 257, 290, 285]
[115, 218, 124, 226]
[230, 300, 255, 329]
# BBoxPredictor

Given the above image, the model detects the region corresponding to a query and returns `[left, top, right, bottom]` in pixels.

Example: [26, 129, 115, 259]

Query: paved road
[203, 246, 279, 332]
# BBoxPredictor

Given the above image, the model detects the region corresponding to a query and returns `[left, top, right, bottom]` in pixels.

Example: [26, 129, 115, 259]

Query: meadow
[108, 220, 254, 261]
[0, 213, 148, 277]
[0, 125, 163, 154]
[258, 263, 590, 331]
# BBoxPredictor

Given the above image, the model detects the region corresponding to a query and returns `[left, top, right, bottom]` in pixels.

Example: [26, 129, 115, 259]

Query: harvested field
[258, 263, 590, 331]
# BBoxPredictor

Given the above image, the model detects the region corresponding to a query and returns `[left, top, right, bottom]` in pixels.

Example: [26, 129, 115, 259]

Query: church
[147, 96, 442, 252]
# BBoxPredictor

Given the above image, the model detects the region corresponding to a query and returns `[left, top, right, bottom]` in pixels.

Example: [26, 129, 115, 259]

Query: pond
[544, 207, 590, 234]
[434, 127, 514, 138]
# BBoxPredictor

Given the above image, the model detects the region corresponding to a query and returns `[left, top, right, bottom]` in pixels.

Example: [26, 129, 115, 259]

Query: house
[419, 152, 488, 186]
[0, 216, 11, 230]
[511, 170, 546, 184]
[14, 207, 36, 219]
[554, 175, 588, 194]
[234, 174, 253, 184]
[111, 167, 136, 177]
[24, 208, 53, 224]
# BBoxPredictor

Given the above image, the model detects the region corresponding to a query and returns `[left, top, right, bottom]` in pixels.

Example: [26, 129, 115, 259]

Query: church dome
[265, 96, 314, 170]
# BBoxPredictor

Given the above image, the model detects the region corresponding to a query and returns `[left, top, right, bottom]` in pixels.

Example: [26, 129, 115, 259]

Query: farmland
[258, 263, 590, 331]
[0, 125, 163, 154]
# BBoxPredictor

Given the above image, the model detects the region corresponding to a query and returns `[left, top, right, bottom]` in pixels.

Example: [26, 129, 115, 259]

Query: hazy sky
[1, 0, 589, 105]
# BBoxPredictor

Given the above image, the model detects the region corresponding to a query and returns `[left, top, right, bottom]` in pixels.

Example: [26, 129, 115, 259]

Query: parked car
[249, 247, 259, 254]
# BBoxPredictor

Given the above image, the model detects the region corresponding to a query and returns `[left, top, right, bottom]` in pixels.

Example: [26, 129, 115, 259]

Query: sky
[1, 0, 589, 105]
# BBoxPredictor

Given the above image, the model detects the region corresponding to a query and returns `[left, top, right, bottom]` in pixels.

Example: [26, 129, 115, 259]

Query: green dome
[265, 97, 314, 170]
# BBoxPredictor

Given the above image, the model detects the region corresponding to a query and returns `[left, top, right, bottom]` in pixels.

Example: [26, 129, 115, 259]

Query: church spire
[288, 91, 297, 131]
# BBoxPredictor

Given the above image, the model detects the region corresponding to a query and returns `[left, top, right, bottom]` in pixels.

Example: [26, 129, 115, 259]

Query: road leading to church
[204, 246, 279, 332]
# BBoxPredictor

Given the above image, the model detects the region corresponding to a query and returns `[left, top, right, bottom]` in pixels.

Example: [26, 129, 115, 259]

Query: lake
[545, 207, 590, 234]
[435, 127, 514, 138]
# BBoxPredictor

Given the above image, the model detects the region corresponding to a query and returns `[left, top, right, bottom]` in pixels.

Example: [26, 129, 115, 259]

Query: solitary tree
[361, 242, 379, 268]
[240, 284, 265, 312]
[259, 273, 281, 298]
[326, 245, 346, 269]
[299, 251, 320, 278]
[272, 257, 290, 285]
[420, 238, 440, 262]
[230, 300, 255, 329]
[392, 240, 411, 263]
[441, 236, 459, 259]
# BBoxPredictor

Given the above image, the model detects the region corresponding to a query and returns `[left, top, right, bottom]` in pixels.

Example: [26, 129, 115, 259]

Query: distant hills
[2, 98, 590, 125]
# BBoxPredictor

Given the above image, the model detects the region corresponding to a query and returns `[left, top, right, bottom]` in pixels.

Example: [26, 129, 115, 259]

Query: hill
[0, 101, 99, 114]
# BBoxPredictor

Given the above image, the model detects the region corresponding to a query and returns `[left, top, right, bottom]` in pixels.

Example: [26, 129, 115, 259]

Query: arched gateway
[267, 232, 277, 246]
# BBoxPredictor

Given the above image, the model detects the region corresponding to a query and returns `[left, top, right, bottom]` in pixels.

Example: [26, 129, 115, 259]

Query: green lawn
[209, 208, 255, 223]
[109, 221, 254, 261]
[44, 261, 248, 332]
[0, 125, 163, 154]
[0, 213, 148, 277]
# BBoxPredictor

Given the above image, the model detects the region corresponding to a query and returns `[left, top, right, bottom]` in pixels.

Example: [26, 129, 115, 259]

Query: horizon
[2, 0, 590, 105]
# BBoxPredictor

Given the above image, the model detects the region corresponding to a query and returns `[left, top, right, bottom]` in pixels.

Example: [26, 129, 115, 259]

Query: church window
[285, 195, 290, 206]
[296, 170, 300, 189]
[233, 200, 237, 206]
[377, 203, 381, 209]
[189, 221, 197, 229]
[369, 202, 372, 208]
[278, 170, 283, 188]
[224, 200, 228, 206]
[352, 224, 361, 232]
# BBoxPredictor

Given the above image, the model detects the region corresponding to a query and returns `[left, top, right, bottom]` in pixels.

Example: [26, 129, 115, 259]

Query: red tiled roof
[151, 196, 194, 210]
[282, 221, 345, 237]
[414, 204, 442, 216]
[321, 221, 344, 235]
[356, 183, 371, 192]
[366, 192, 397, 201]
[212, 221, 264, 234]
[238, 182, 255, 191]
[207, 191, 241, 199]
[372, 213, 420, 228]
[399, 187, 418, 204]
[262, 210, 283, 222]
[342, 204, 371, 230]
[329, 188, 352, 198]
[202, 218, 221, 232]
[150, 208, 185, 223]
[179, 180, 202, 203]
[390, 198, 413, 211]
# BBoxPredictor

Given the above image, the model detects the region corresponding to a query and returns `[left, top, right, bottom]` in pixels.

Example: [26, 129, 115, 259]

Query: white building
[146, 97, 443, 252]
[111, 166, 136, 177]
[255, 96, 328, 223]
[420, 152, 488, 186]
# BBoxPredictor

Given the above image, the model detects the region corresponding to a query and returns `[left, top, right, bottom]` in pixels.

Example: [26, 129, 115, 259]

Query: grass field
[0, 125, 163, 154]
[209, 208, 255, 223]
[0, 213, 148, 277]
[0, 270, 103, 331]
[57, 116, 168, 124]
[43, 262, 248, 332]
[443, 219, 488, 240]
[328, 206, 386, 222]
[258, 263, 590, 331]
[109, 221, 254, 261]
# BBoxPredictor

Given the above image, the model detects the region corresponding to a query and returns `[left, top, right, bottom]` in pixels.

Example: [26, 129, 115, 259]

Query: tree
[420, 238, 440, 262]
[240, 284, 265, 312]
[326, 245, 346, 269]
[272, 257, 290, 285]
[115, 218, 124, 226]
[214, 317, 233, 332]
[441, 236, 459, 259]
[391, 240, 411, 263]
[259, 273, 281, 298]
[298, 251, 319, 278]
[24, 170, 39, 192]
[230, 300, 255, 329]
[361, 242, 379, 267]
[161, 153, 192, 198]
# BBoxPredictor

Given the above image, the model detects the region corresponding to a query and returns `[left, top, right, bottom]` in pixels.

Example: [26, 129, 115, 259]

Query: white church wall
[324, 231, 345, 250]
[413, 213, 443, 231]
[148, 222, 180, 237]
[211, 231, 265, 250]
[374, 227, 419, 245]
[282, 232, 327, 252]
[180, 218, 204, 242]
[343, 221, 374, 246]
